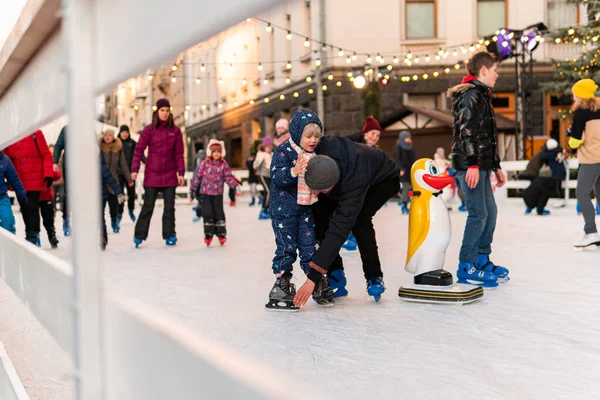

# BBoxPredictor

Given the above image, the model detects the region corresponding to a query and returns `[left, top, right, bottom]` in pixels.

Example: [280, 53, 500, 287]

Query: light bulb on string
[285, 78, 291, 84]
[242, 79, 247, 85]
[306, 76, 312, 82]
[414, 57, 420, 63]
[196, 77, 201, 84]
[171, 64, 178, 72]
[469, 46, 476, 52]
[201, 63, 205, 72]
[263, 79, 268, 85]
[201, 104, 207, 110]
[264, 98, 270, 103]
[315, 58, 322, 67]
[280, 94, 286, 100]
[327, 74, 334, 80]
[387, 65, 393, 71]
[347, 72, 353, 77]
[352, 53, 358, 61]
[346, 56, 352, 64]
[286, 61, 292, 70]
[412, 75, 418, 81]
[452, 50, 458, 56]
[338, 48, 344, 57]
[293, 92, 299, 98]
[423, 74, 428, 80]
[444, 68, 450, 73]
[568, 28, 575, 35]
[322, 85, 328, 91]
[286, 31, 292, 40]
[433, 71, 439, 77]
[304, 38, 310, 47]
[461, 46, 467, 54]
[219, 77, 223, 84]
[366, 55, 372, 64]
[435, 55, 441, 61]
[308, 88, 314, 94]
[377, 72, 382, 78]
[234, 102, 238, 107]
[171, 76, 176, 83]
[249, 100, 255, 105]
[454, 63, 460, 69]
[407, 51, 413, 59]
[425, 55, 431, 62]
[393, 56, 399, 64]
[148, 75, 154, 80]
[266, 23, 273, 33]
[336, 81, 342, 87]
[257, 63, 263, 71]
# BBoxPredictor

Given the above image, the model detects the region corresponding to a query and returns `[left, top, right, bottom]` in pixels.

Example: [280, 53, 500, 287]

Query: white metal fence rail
[0, 0, 326, 399]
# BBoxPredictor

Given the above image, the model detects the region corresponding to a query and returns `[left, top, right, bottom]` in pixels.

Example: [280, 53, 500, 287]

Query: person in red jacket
[131, 98, 185, 248]
[39, 168, 62, 248]
[3, 130, 54, 246]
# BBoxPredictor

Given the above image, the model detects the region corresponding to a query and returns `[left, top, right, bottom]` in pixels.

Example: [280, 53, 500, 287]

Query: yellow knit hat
[572, 79, 598, 99]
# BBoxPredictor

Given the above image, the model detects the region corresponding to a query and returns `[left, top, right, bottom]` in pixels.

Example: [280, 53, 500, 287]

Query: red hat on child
[361, 116, 382, 134]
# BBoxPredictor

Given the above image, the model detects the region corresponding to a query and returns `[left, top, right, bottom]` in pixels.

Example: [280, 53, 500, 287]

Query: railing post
[62, 0, 105, 398]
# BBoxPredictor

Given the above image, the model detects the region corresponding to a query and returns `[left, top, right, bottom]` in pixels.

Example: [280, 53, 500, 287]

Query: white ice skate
[398, 159, 484, 304]
[574, 232, 600, 250]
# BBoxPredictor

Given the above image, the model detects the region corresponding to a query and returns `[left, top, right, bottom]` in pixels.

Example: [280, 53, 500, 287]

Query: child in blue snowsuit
[0, 153, 27, 234]
[265, 109, 334, 311]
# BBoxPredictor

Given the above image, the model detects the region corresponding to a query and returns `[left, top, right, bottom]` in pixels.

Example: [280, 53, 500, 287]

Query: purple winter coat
[132, 122, 185, 187]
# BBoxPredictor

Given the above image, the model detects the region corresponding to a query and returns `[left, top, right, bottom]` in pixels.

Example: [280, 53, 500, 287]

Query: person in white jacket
[254, 136, 273, 219]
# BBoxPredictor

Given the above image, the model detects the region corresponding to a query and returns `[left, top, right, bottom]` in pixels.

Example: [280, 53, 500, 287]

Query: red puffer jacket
[4, 131, 54, 192]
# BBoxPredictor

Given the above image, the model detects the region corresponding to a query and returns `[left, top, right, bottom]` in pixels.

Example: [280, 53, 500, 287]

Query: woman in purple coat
[131, 98, 185, 247]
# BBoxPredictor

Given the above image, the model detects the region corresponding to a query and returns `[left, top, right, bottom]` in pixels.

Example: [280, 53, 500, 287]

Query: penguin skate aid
[398, 158, 484, 304]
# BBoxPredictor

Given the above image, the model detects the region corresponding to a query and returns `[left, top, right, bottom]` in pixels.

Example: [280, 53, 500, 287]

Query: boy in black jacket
[293, 138, 400, 304]
[447, 51, 508, 287]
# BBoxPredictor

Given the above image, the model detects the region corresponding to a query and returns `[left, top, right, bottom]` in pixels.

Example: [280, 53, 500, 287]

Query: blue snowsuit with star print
[269, 110, 323, 275]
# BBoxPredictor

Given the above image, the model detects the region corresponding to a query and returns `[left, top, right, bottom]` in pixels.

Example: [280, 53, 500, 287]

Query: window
[548, 0, 579, 30]
[406, 0, 436, 39]
[477, 0, 506, 37]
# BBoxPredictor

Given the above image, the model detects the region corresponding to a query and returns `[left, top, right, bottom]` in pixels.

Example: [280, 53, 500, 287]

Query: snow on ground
[2, 196, 600, 399]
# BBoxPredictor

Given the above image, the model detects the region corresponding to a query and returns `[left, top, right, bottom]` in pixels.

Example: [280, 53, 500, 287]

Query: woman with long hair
[568, 79, 600, 249]
[131, 98, 185, 247]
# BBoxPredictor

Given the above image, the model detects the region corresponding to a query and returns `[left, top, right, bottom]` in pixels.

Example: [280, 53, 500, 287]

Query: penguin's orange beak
[423, 174, 454, 190]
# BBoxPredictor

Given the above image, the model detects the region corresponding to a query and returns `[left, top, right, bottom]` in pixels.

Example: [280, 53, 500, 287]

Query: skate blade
[574, 242, 600, 251]
[399, 284, 483, 304]
[456, 278, 499, 289]
[265, 301, 299, 312]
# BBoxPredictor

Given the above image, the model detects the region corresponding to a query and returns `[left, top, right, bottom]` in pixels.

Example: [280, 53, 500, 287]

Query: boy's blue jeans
[0, 197, 16, 234]
[455, 170, 497, 262]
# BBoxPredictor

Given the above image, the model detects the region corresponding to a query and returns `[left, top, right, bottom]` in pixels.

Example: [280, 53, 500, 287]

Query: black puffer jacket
[312, 136, 399, 270]
[447, 79, 501, 171]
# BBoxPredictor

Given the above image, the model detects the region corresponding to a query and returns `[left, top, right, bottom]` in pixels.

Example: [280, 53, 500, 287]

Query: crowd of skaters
[0, 52, 599, 308]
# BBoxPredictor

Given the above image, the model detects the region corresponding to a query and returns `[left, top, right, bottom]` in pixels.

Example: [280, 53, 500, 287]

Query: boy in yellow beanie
[567, 78, 600, 248]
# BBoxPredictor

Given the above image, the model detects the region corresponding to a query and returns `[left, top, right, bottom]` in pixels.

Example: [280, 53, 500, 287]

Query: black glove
[44, 177, 53, 188]
[189, 191, 196, 201]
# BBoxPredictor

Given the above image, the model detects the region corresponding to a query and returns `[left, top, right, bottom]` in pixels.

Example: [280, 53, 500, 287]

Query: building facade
[106, 0, 586, 170]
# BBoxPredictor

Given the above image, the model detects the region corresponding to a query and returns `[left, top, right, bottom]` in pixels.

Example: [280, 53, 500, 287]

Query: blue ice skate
[537, 209, 550, 216]
[367, 278, 385, 303]
[477, 254, 509, 283]
[456, 261, 499, 288]
[249, 198, 256, 207]
[258, 209, 270, 220]
[597, 201, 600, 215]
[525, 207, 532, 214]
[63, 220, 71, 237]
[342, 233, 358, 252]
[129, 210, 136, 222]
[577, 202, 581, 215]
[26, 233, 41, 247]
[458, 203, 467, 212]
[327, 269, 348, 298]
[133, 237, 143, 248]
[166, 236, 177, 246]
[192, 215, 201, 223]
[117, 213, 123, 224]
[111, 220, 120, 233]
[401, 204, 409, 215]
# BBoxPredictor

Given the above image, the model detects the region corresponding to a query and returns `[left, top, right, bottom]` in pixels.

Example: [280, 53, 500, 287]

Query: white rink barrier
[0, 340, 29, 400]
[500, 159, 578, 202]
[0, 0, 327, 398]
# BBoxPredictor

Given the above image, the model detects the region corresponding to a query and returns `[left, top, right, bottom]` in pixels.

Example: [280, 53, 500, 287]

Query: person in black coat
[117, 125, 141, 222]
[523, 138, 566, 215]
[101, 154, 123, 250]
[293, 137, 400, 305]
[394, 131, 416, 214]
[246, 152, 259, 206]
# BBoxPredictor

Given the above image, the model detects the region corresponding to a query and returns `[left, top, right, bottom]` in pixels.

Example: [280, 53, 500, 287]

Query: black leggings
[202, 194, 226, 237]
[134, 186, 176, 240]
[259, 176, 271, 210]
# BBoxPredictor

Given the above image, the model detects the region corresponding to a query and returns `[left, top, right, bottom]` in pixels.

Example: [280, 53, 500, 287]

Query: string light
[346, 56, 352, 64]
[327, 74, 334, 80]
[280, 94, 286, 100]
[322, 85, 328, 91]
[264, 97, 270, 103]
[393, 56, 399, 64]
[304, 38, 310, 47]
[201, 63, 205, 72]
[306, 76, 312, 82]
[285, 78, 291, 84]
[352, 53, 358, 61]
[286, 61, 292, 70]
[242, 79, 247, 85]
[219, 77, 223, 84]
[218, 103, 223, 108]
[336, 81, 342, 87]
[196, 77, 201, 84]
[338, 48, 344, 57]
[171, 76, 177, 82]
[286, 31, 292, 40]
[257, 63, 263, 71]
[249, 100, 255, 105]
[425, 55, 431, 62]
[263, 79, 269, 85]
[308, 88, 314, 94]
[315, 58, 322, 66]
[171, 64, 178, 72]
[366, 55, 372, 64]
[148, 75, 154, 80]
[293, 92, 299, 98]
[386, 65, 393, 71]
[202, 104, 207, 110]
[185, 105, 190, 111]
[266, 23, 273, 33]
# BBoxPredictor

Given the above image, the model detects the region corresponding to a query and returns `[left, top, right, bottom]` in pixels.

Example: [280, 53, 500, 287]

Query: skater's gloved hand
[294, 278, 316, 307]
[44, 177, 53, 188]
[118, 194, 126, 204]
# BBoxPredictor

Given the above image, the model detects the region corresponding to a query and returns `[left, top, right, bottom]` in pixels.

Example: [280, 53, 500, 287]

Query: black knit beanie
[305, 155, 340, 191]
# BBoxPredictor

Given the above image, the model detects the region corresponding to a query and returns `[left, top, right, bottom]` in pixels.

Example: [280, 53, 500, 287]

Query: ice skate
[63, 220, 71, 237]
[456, 262, 498, 288]
[166, 236, 177, 246]
[258, 209, 270, 220]
[327, 269, 348, 298]
[399, 159, 485, 303]
[265, 272, 299, 312]
[192, 216, 201, 223]
[26, 233, 41, 247]
[525, 207, 532, 215]
[574, 232, 600, 250]
[133, 237, 143, 248]
[204, 235, 213, 246]
[367, 278, 385, 303]
[597, 201, 600, 215]
[401, 203, 409, 215]
[477, 254, 509, 283]
[537, 209, 550, 216]
[48, 229, 59, 249]
[458, 203, 467, 212]
[249, 198, 256, 207]
[111, 220, 120, 233]
[341, 233, 357, 252]
[312, 276, 335, 307]
[218, 236, 226, 246]
[129, 210, 136, 222]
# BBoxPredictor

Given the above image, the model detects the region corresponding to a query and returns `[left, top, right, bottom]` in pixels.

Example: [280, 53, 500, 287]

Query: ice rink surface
[2, 196, 600, 399]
